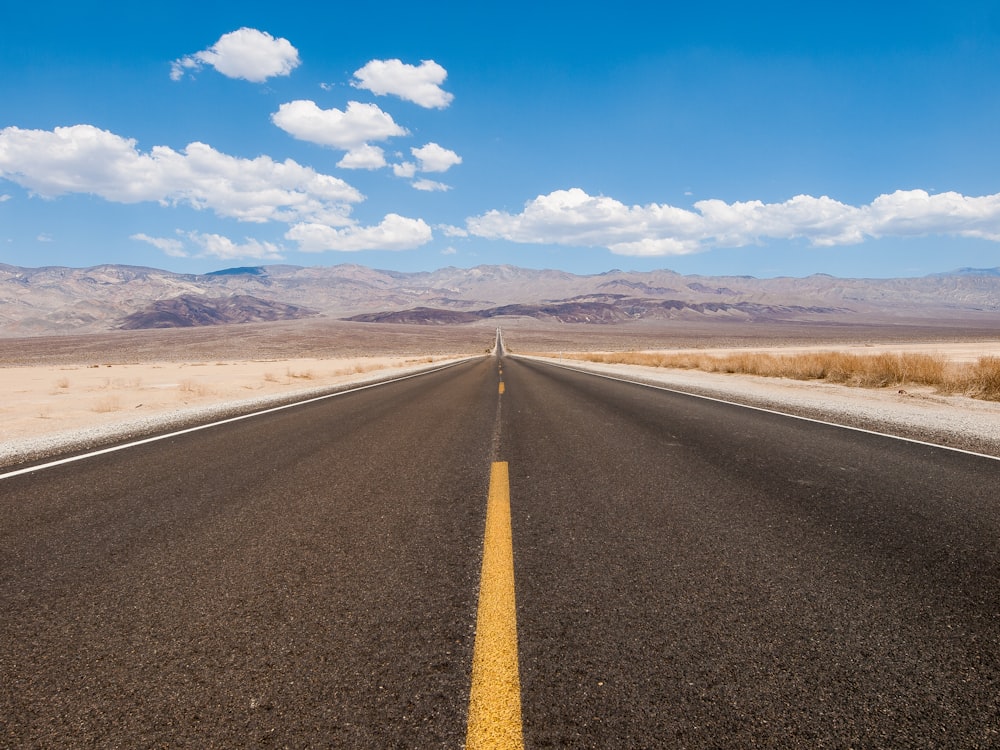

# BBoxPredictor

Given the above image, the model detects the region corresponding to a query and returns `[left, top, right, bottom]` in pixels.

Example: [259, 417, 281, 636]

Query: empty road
[2, 352, 999, 747]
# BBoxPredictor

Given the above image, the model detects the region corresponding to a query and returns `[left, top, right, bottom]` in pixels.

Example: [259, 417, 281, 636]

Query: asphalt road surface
[2, 353, 999, 748]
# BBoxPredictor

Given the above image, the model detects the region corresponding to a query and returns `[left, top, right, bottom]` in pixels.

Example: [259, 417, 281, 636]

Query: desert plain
[4, 316, 1000, 468]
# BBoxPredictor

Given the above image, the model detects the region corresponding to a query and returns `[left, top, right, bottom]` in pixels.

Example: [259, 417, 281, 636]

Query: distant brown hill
[345, 297, 847, 325]
[118, 294, 318, 329]
[1, 262, 999, 336]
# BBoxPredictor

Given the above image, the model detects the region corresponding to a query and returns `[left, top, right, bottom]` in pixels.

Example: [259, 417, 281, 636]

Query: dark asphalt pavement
[3, 353, 999, 748]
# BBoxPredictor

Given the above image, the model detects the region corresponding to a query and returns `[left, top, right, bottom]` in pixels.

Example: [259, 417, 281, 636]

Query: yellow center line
[498, 381, 505, 394]
[466, 461, 524, 750]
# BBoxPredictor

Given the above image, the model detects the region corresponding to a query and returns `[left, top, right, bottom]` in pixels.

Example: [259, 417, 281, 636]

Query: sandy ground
[4, 339, 1000, 468]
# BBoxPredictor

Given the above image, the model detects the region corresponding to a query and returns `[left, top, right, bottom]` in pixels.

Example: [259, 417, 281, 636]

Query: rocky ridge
[1, 262, 999, 335]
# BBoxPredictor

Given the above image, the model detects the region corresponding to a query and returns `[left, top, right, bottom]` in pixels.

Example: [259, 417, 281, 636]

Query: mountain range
[2, 262, 1000, 336]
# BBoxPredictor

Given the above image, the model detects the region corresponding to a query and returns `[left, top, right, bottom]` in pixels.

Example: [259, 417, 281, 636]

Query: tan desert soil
[5, 317, 998, 366]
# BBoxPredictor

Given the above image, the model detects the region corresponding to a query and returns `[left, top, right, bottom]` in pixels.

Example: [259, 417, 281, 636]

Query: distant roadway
[2, 346, 999, 747]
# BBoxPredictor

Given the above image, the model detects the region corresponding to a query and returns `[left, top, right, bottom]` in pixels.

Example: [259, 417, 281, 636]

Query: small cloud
[412, 179, 451, 192]
[337, 144, 387, 170]
[36, 233, 53, 242]
[392, 161, 417, 179]
[171, 28, 300, 83]
[186, 231, 284, 260]
[133, 230, 284, 259]
[272, 100, 407, 151]
[412, 142, 461, 173]
[319, 82, 336, 92]
[352, 59, 453, 109]
[439, 224, 468, 238]
[286, 214, 432, 252]
[441, 246, 457, 255]
[0, 194, 10, 202]
[131, 232, 188, 257]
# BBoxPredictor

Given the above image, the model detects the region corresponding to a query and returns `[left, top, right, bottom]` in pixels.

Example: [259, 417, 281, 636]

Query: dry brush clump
[563, 350, 1000, 402]
[91, 396, 122, 413]
[949, 356, 1000, 401]
[178, 379, 212, 397]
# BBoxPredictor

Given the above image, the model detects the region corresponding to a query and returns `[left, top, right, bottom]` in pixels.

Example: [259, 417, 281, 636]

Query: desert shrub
[563, 349, 956, 390]
[959, 357, 1000, 401]
[178, 379, 211, 396]
[92, 396, 121, 413]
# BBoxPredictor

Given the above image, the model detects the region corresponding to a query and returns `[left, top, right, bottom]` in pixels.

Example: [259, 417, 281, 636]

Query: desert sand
[1, 354, 453, 441]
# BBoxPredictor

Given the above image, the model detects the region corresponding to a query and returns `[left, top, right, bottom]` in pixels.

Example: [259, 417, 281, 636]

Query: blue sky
[1, 1, 999, 278]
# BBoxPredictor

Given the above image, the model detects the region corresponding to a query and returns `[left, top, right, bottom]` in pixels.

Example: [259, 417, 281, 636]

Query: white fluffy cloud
[392, 162, 417, 178]
[411, 143, 462, 173]
[412, 179, 451, 192]
[0, 125, 362, 226]
[337, 144, 387, 170]
[864, 190, 1000, 242]
[171, 28, 300, 83]
[131, 232, 188, 257]
[351, 59, 453, 109]
[272, 100, 408, 152]
[286, 214, 433, 252]
[439, 224, 469, 238]
[466, 188, 1000, 255]
[131, 231, 285, 260]
[0, 124, 437, 254]
[389, 144, 460, 189]
[186, 232, 285, 260]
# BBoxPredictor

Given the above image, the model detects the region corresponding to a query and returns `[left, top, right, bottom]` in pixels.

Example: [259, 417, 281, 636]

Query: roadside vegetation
[559, 350, 1000, 402]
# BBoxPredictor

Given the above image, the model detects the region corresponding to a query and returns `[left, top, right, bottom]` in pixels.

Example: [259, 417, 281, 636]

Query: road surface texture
[2, 352, 999, 748]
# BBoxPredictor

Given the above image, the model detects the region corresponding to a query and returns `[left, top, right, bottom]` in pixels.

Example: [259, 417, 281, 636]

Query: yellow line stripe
[466, 461, 524, 750]
[498, 381, 505, 394]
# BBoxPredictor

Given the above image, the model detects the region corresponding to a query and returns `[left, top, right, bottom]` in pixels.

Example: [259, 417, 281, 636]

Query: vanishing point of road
[2, 336, 999, 748]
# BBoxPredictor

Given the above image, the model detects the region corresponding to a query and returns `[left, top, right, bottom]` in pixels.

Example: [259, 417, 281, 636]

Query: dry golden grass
[91, 396, 121, 413]
[954, 356, 1000, 401]
[562, 350, 1000, 402]
[178, 379, 212, 397]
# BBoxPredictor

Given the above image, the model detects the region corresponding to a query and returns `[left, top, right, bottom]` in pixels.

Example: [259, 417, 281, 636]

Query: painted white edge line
[520, 355, 1000, 463]
[1, 358, 478, 481]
